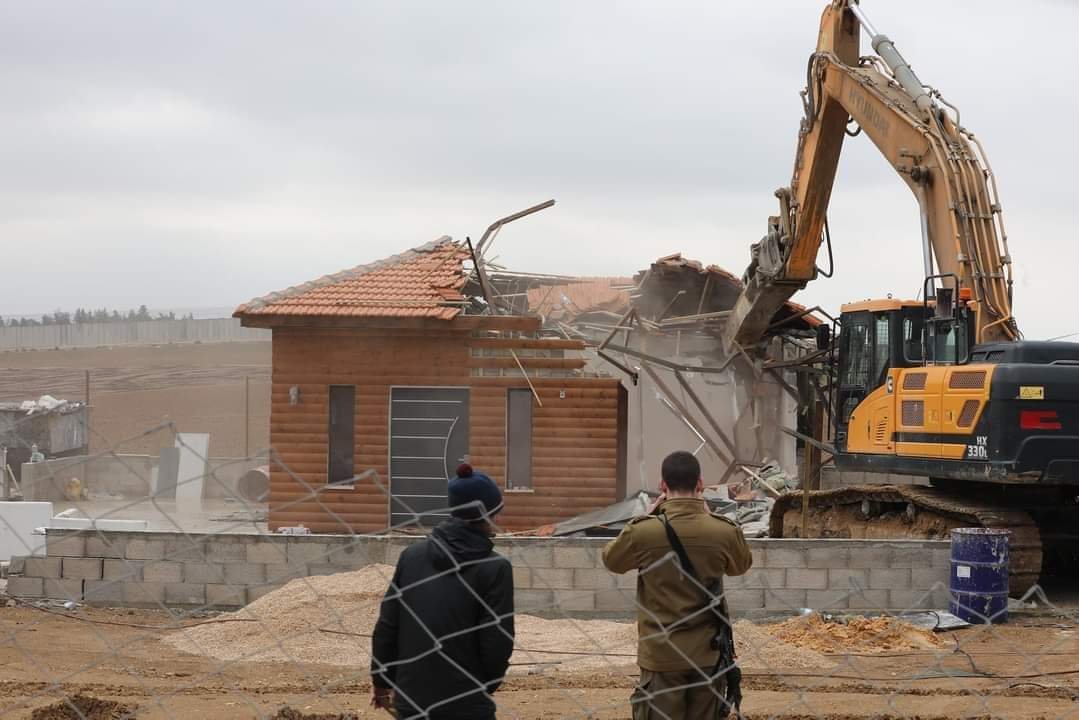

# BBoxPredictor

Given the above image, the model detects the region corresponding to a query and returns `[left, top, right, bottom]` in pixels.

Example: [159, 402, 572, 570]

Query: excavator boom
[724, 0, 1018, 352]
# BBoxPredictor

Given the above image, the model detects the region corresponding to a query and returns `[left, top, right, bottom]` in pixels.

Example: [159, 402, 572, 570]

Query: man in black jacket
[371, 464, 514, 719]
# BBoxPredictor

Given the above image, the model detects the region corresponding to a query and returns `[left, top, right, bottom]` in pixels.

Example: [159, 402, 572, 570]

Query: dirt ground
[1, 603, 1077, 719]
[0, 342, 271, 458]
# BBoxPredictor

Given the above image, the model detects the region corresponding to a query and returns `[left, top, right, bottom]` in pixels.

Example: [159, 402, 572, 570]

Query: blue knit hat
[448, 463, 503, 521]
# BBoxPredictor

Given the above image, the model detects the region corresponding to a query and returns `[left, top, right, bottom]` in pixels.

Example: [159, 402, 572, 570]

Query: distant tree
[135, 304, 151, 321]
[111, 310, 122, 322]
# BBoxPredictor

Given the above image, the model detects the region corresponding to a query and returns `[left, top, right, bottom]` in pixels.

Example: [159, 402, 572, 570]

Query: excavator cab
[834, 280, 975, 435]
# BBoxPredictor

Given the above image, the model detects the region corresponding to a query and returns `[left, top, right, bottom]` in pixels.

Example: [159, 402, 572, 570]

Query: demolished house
[235, 237, 627, 533]
[506, 254, 824, 536]
[235, 201, 822, 535]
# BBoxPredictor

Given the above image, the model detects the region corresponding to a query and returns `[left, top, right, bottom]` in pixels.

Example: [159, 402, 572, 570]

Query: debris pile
[764, 612, 946, 654]
[30, 695, 134, 720]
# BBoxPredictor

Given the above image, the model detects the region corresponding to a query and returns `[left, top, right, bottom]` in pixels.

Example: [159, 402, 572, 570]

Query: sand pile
[165, 566, 838, 674]
[733, 620, 834, 670]
[763, 612, 946, 654]
[163, 565, 637, 673]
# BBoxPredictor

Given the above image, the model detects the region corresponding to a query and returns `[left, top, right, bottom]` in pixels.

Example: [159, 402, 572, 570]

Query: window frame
[326, 384, 357, 488]
[504, 388, 534, 492]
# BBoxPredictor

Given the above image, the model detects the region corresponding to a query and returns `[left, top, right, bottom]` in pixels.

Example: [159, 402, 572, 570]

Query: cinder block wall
[6, 530, 951, 618]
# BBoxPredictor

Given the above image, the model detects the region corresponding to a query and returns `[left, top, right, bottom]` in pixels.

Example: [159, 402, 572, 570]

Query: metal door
[389, 387, 470, 528]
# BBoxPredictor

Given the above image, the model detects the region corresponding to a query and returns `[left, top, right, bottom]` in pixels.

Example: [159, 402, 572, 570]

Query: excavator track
[769, 485, 1052, 596]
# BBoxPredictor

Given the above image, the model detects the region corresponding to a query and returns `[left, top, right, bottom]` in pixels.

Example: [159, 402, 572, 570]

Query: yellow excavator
[725, 0, 1079, 593]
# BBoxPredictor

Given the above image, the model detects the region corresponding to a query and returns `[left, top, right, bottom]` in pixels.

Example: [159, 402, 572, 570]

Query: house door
[389, 387, 470, 528]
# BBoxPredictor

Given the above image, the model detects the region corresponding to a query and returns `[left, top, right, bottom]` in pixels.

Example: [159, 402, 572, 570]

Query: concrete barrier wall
[7, 530, 951, 618]
[0, 318, 269, 351]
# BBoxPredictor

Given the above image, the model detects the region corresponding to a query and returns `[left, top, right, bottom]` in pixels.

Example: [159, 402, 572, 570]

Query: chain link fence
[1, 419, 1076, 719]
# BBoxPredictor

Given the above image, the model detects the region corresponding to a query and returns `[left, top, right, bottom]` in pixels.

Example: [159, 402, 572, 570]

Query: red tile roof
[234, 238, 472, 321]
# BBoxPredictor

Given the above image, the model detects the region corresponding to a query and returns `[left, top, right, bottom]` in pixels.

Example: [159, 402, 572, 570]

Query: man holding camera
[602, 451, 753, 719]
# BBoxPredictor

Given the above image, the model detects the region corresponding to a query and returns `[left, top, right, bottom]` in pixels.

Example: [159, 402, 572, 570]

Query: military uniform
[602, 497, 752, 720]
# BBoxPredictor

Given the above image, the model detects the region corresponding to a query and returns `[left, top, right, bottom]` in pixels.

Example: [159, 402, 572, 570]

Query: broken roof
[234, 238, 472, 321]
[526, 277, 632, 320]
[635, 253, 821, 330]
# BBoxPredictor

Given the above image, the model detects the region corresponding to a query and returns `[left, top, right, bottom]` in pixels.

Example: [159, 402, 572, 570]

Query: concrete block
[43, 578, 83, 600]
[86, 535, 127, 559]
[183, 563, 227, 584]
[616, 570, 637, 590]
[262, 563, 302, 584]
[828, 568, 869, 590]
[891, 546, 934, 568]
[307, 564, 345, 577]
[911, 568, 948, 591]
[869, 568, 911, 590]
[512, 567, 531, 590]
[384, 542, 409, 566]
[84, 580, 123, 604]
[725, 588, 765, 612]
[806, 589, 851, 610]
[23, 557, 62, 579]
[164, 538, 207, 562]
[6, 577, 43, 597]
[514, 589, 554, 612]
[206, 540, 247, 563]
[246, 541, 288, 565]
[143, 561, 184, 584]
[286, 541, 329, 566]
[552, 545, 596, 569]
[62, 557, 103, 580]
[166, 583, 206, 605]
[807, 546, 851, 568]
[553, 589, 596, 612]
[206, 584, 246, 606]
[246, 584, 283, 604]
[785, 568, 828, 590]
[572, 568, 618, 591]
[931, 548, 952, 569]
[103, 559, 144, 582]
[8, 556, 25, 576]
[889, 588, 935, 611]
[324, 540, 384, 567]
[763, 588, 807, 611]
[125, 582, 166, 605]
[928, 588, 951, 610]
[765, 546, 807, 568]
[503, 543, 553, 569]
[46, 533, 85, 558]
[593, 589, 635, 613]
[530, 568, 574, 590]
[741, 568, 785, 589]
[847, 588, 890, 610]
[126, 538, 167, 561]
[749, 546, 765, 569]
[226, 563, 267, 585]
[849, 545, 892, 569]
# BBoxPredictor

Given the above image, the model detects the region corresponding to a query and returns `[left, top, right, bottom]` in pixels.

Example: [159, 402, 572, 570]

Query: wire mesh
[1, 415, 1076, 720]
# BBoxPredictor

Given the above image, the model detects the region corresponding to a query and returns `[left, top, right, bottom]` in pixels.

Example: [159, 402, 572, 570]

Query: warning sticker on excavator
[956, 565, 971, 579]
[1020, 386, 1045, 400]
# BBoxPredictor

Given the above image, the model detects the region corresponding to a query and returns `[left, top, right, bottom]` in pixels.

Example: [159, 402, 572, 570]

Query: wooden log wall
[268, 326, 622, 533]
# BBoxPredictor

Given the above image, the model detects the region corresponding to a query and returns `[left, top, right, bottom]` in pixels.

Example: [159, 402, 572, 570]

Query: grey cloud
[1, 0, 1077, 340]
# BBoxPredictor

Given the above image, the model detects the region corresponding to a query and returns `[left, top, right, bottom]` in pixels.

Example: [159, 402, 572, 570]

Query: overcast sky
[3, 1, 1076, 339]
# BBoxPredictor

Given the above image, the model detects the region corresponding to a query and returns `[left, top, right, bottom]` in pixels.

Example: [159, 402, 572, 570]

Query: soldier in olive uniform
[603, 451, 752, 720]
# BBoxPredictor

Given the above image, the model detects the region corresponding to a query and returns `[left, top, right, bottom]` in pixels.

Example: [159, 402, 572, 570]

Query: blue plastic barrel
[949, 528, 1010, 624]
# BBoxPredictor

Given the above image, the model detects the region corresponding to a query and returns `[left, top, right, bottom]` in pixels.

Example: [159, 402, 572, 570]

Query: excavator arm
[725, 0, 1019, 351]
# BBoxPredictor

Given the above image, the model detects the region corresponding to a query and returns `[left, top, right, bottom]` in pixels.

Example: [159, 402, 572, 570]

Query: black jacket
[371, 519, 515, 720]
